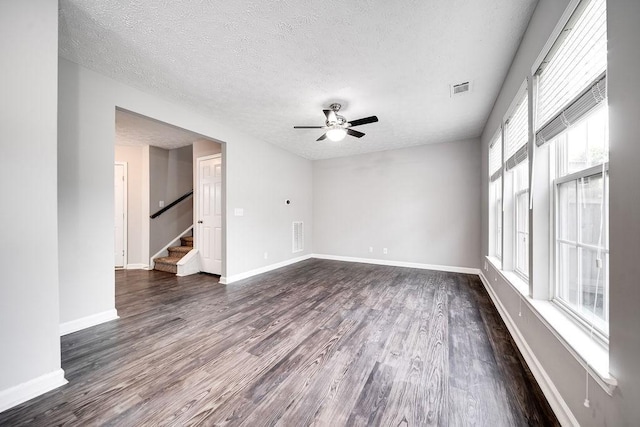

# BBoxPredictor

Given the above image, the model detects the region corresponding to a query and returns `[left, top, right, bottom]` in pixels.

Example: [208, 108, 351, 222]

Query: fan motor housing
[327, 115, 347, 126]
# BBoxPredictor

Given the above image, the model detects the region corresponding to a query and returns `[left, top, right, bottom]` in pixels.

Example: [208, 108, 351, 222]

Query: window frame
[502, 84, 529, 280]
[514, 187, 529, 280]
[552, 158, 609, 342]
[488, 129, 503, 262]
[531, 0, 610, 343]
[493, 177, 503, 261]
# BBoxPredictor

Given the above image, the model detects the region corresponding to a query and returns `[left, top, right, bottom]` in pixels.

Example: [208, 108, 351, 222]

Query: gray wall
[313, 139, 481, 269]
[193, 139, 222, 161]
[58, 58, 314, 324]
[480, 0, 640, 424]
[149, 145, 194, 257]
[608, 0, 640, 422]
[226, 133, 313, 273]
[0, 0, 62, 390]
[114, 145, 146, 266]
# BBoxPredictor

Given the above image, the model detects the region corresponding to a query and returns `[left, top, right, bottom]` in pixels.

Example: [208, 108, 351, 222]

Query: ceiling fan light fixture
[294, 104, 377, 141]
[326, 127, 347, 141]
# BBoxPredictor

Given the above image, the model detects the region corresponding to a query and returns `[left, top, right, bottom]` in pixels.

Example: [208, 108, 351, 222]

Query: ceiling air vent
[450, 81, 471, 97]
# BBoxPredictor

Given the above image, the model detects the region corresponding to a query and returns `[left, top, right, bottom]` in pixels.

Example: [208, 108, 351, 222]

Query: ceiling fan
[294, 103, 378, 141]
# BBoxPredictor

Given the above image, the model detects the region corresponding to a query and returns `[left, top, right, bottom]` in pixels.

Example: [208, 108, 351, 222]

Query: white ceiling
[115, 109, 212, 149]
[60, 0, 538, 160]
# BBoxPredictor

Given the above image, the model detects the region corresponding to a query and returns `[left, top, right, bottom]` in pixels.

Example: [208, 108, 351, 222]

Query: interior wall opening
[113, 107, 225, 287]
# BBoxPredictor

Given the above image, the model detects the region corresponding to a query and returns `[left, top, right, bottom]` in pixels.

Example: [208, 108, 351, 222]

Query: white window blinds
[536, 75, 606, 146]
[505, 91, 528, 170]
[489, 130, 502, 182]
[536, 0, 607, 132]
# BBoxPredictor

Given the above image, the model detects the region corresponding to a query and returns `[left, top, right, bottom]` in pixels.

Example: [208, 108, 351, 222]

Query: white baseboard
[126, 263, 148, 270]
[478, 272, 578, 427]
[220, 254, 313, 284]
[59, 309, 119, 336]
[312, 254, 481, 275]
[0, 369, 67, 413]
[220, 254, 479, 285]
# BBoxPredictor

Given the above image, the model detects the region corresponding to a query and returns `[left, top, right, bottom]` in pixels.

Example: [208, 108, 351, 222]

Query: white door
[114, 163, 126, 267]
[197, 155, 222, 274]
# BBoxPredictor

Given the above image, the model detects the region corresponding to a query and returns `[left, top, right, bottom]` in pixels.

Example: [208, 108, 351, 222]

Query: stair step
[181, 236, 194, 247]
[168, 246, 192, 257]
[153, 256, 181, 274]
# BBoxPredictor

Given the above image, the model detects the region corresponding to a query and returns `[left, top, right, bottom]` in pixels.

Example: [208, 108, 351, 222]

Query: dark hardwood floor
[0, 259, 558, 426]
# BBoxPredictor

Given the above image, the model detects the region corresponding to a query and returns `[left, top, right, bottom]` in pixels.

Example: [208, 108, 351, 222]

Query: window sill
[484, 256, 617, 395]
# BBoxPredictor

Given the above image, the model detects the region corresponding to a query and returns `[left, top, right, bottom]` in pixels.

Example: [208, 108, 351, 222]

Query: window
[533, 0, 609, 335]
[553, 106, 609, 335]
[493, 176, 503, 260]
[505, 88, 529, 279]
[489, 130, 503, 260]
[513, 161, 529, 279]
[482, 0, 610, 383]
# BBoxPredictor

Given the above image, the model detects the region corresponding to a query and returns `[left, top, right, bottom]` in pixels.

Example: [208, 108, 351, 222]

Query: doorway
[114, 107, 226, 278]
[196, 154, 222, 275]
[114, 162, 127, 268]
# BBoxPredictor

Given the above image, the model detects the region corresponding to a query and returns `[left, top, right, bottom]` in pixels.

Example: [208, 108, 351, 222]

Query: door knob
[197, 220, 203, 224]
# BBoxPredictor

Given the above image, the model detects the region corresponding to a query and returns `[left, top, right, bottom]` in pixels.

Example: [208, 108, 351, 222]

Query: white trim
[220, 254, 313, 284]
[176, 248, 201, 277]
[485, 257, 616, 393]
[0, 369, 67, 413]
[478, 272, 580, 427]
[126, 263, 149, 270]
[114, 162, 128, 268]
[312, 254, 481, 275]
[141, 146, 150, 271]
[195, 154, 223, 275]
[220, 254, 480, 284]
[149, 225, 194, 269]
[59, 309, 119, 336]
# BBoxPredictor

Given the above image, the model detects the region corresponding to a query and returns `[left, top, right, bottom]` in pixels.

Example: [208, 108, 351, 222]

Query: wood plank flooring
[0, 259, 558, 426]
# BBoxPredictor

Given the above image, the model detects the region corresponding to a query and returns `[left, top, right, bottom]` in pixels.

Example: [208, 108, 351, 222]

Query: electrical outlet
[484, 260, 488, 270]
[383, 248, 388, 254]
[369, 247, 373, 253]
[264, 252, 268, 260]
[159, 200, 165, 208]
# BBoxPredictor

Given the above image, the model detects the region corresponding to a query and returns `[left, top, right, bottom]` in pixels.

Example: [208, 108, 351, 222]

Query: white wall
[149, 145, 193, 257]
[480, 0, 640, 424]
[58, 58, 314, 324]
[313, 139, 481, 269]
[0, 0, 64, 402]
[114, 145, 146, 266]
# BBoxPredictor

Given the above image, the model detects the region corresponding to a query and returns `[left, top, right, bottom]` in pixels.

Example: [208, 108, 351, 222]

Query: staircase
[154, 236, 194, 274]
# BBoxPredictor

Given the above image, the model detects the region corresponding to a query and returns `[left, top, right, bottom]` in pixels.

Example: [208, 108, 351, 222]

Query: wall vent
[292, 221, 304, 253]
[450, 81, 471, 96]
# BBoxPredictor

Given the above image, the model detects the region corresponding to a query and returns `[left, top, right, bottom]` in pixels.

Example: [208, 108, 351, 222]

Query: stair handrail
[150, 190, 193, 219]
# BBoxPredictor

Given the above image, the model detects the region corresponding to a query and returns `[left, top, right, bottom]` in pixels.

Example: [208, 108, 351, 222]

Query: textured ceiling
[60, 0, 538, 160]
[115, 109, 211, 149]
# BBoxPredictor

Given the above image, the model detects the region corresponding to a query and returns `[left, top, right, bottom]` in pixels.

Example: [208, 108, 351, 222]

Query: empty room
[1, 0, 639, 425]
